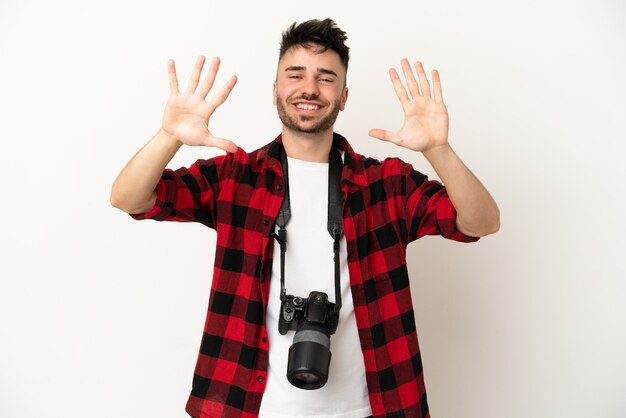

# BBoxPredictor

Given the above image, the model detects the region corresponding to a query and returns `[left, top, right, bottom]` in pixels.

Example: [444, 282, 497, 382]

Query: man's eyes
[286, 74, 335, 83]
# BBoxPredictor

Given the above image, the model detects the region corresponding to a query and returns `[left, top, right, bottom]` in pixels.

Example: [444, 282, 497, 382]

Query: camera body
[279, 291, 339, 336]
[278, 291, 340, 390]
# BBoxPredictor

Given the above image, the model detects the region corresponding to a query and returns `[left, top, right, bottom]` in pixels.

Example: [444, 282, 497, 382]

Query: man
[111, 18, 499, 418]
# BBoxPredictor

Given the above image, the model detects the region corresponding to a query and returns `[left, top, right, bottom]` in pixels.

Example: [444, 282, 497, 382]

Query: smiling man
[111, 19, 499, 418]
[275, 45, 348, 142]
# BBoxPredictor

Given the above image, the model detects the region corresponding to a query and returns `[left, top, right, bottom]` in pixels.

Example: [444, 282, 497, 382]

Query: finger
[204, 135, 238, 153]
[186, 55, 206, 94]
[205, 75, 238, 114]
[432, 69, 444, 102]
[168, 59, 179, 94]
[368, 128, 396, 143]
[413, 61, 432, 99]
[389, 68, 410, 104]
[197, 57, 221, 100]
[401, 58, 421, 100]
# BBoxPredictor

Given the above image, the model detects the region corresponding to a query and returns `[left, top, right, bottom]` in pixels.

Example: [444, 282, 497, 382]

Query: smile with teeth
[295, 103, 321, 111]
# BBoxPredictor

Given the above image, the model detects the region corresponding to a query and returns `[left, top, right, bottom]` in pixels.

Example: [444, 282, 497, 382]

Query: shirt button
[263, 220, 269, 226]
[257, 376, 264, 382]
[276, 184, 283, 191]
[262, 337, 267, 343]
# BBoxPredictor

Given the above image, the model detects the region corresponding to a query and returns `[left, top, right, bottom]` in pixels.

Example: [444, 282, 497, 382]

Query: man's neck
[281, 128, 334, 163]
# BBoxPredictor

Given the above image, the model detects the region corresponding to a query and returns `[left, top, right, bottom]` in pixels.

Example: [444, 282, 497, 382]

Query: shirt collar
[257, 133, 368, 188]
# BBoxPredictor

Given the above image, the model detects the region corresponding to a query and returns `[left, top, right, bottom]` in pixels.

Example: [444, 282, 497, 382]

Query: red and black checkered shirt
[132, 133, 478, 418]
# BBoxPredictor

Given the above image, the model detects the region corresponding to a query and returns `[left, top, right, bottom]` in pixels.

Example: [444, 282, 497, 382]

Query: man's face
[274, 45, 348, 135]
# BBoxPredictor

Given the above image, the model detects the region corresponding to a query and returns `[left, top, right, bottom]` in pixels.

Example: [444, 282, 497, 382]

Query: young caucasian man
[111, 18, 499, 418]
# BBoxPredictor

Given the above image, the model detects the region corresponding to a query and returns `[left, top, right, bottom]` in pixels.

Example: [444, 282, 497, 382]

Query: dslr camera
[278, 291, 339, 389]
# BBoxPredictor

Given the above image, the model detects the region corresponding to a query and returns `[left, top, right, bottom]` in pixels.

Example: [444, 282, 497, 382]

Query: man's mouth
[295, 103, 321, 111]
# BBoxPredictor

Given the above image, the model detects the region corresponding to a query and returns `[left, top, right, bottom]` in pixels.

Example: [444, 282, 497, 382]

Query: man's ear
[339, 87, 349, 111]
[273, 81, 277, 106]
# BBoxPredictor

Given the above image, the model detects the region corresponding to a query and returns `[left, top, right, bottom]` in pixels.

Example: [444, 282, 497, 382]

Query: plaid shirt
[132, 133, 478, 418]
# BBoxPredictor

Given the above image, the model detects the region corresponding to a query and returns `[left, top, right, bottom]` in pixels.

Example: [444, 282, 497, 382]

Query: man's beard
[276, 94, 342, 134]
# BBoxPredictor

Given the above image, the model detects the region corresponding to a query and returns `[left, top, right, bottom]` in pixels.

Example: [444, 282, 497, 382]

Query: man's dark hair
[279, 18, 350, 71]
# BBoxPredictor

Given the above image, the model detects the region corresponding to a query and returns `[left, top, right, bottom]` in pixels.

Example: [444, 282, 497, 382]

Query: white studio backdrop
[0, 0, 624, 417]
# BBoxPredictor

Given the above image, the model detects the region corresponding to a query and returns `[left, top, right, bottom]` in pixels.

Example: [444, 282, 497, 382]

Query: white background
[1, 1, 625, 417]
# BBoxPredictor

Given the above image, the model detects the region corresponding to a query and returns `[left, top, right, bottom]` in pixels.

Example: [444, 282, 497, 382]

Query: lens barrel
[286, 322, 332, 389]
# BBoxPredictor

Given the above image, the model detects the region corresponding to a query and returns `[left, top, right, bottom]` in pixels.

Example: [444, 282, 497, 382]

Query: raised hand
[161, 55, 238, 153]
[369, 59, 449, 153]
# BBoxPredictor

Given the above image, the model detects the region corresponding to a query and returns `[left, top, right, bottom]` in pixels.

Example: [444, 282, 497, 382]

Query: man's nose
[300, 76, 320, 98]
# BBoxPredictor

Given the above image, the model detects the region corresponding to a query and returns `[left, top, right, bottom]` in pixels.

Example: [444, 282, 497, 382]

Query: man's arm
[110, 129, 182, 214]
[369, 59, 499, 237]
[110, 56, 238, 214]
[422, 144, 499, 237]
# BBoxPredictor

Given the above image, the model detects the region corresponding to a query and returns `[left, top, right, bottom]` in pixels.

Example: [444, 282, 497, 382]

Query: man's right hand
[161, 55, 238, 153]
[110, 56, 238, 215]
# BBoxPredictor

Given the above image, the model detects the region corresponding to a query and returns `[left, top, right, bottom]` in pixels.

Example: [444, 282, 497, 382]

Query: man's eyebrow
[284, 66, 306, 72]
[284, 66, 339, 78]
[318, 68, 338, 78]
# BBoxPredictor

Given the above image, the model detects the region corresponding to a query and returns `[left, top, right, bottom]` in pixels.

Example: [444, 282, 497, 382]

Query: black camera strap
[273, 143, 344, 313]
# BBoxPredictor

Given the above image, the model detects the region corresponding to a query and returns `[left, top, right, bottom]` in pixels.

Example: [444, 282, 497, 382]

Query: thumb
[204, 135, 238, 153]
[368, 129, 394, 143]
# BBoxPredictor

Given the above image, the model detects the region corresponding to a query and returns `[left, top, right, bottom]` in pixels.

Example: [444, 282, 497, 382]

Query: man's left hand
[369, 59, 449, 153]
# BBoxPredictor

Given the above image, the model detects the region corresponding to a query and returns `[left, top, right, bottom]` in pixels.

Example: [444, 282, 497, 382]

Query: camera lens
[286, 322, 331, 390]
[292, 371, 319, 384]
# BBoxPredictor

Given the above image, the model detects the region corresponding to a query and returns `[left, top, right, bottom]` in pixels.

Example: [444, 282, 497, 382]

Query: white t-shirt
[258, 156, 372, 418]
